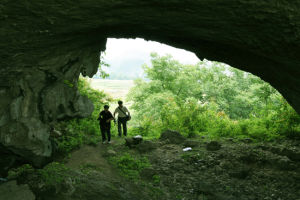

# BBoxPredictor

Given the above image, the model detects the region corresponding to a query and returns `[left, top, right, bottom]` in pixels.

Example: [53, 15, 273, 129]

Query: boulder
[160, 130, 185, 144]
[125, 136, 143, 148]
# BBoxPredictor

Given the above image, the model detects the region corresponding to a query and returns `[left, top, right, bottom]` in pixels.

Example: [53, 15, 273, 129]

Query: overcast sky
[101, 38, 200, 77]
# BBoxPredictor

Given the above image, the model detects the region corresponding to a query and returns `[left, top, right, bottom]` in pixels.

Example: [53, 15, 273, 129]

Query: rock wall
[0, 42, 98, 174]
[0, 1, 300, 172]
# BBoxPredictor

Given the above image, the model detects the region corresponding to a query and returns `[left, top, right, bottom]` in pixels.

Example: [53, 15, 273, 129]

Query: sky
[99, 38, 200, 79]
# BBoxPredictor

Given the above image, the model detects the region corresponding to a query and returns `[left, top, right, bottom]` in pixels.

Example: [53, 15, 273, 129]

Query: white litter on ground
[134, 135, 143, 139]
[183, 147, 192, 152]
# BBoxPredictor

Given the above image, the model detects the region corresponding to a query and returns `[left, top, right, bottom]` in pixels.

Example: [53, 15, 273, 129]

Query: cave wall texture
[0, 0, 300, 173]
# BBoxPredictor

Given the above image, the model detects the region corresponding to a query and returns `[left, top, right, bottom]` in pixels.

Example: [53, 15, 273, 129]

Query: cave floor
[4, 136, 300, 200]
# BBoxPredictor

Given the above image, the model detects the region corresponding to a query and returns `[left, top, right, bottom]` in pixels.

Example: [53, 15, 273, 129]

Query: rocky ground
[1, 130, 300, 200]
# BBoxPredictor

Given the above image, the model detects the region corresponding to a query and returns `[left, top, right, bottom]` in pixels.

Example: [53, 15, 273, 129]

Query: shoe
[108, 141, 111, 144]
[102, 141, 106, 144]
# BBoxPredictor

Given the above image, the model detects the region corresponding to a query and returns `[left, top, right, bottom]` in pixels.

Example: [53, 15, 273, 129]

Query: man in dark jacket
[97, 105, 115, 144]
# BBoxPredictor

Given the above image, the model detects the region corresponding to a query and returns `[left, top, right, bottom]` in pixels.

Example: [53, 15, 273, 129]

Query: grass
[109, 153, 151, 180]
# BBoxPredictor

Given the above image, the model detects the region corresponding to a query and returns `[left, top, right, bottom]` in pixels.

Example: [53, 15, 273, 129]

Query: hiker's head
[104, 105, 109, 111]
[118, 101, 123, 106]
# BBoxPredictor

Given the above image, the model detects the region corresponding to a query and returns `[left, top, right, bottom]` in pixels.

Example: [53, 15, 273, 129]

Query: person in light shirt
[114, 100, 131, 137]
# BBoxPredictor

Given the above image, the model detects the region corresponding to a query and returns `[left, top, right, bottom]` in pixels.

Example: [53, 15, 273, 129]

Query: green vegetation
[109, 153, 151, 180]
[152, 175, 161, 185]
[7, 162, 73, 187]
[7, 164, 34, 180]
[63, 79, 74, 88]
[98, 52, 110, 79]
[38, 162, 72, 186]
[54, 78, 114, 154]
[127, 53, 300, 141]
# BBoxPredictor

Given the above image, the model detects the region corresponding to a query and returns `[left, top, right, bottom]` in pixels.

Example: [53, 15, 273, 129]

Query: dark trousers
[100, 127, 111, 142]
[118, 117, 127, 136]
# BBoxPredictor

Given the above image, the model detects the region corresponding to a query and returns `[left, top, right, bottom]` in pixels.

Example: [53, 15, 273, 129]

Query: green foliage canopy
[128, 53, 300, 140]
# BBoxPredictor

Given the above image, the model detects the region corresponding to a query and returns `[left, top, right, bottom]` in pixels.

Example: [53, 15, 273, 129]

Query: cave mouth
[86, 37, 300, 139]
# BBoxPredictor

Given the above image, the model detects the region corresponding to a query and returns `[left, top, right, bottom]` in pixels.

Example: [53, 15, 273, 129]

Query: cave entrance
[84, 38, 300, 140]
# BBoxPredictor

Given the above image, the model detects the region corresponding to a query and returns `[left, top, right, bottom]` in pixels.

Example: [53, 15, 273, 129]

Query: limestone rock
[0, 61, 94, 170]
[0, 181, 35, 200]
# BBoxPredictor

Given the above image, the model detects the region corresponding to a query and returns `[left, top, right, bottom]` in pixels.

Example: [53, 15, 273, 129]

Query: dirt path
[65, 138, 124, 177]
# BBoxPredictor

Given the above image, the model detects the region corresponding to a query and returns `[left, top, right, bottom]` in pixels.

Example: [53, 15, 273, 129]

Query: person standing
[114, 101, 131, 137]
[97, 105, 114, 144]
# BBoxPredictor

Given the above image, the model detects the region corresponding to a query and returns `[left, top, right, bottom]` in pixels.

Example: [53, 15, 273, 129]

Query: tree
[127, 53, 300, 139]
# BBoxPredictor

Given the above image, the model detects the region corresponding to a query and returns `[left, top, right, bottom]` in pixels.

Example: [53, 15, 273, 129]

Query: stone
[0, 67, 94, 169]
[160, 130, 185, 144]
[125, 136, 143, 148]
[0, 180, 35, 200]
[206, 141, 222, 151]
[51, 129, 62, 137]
